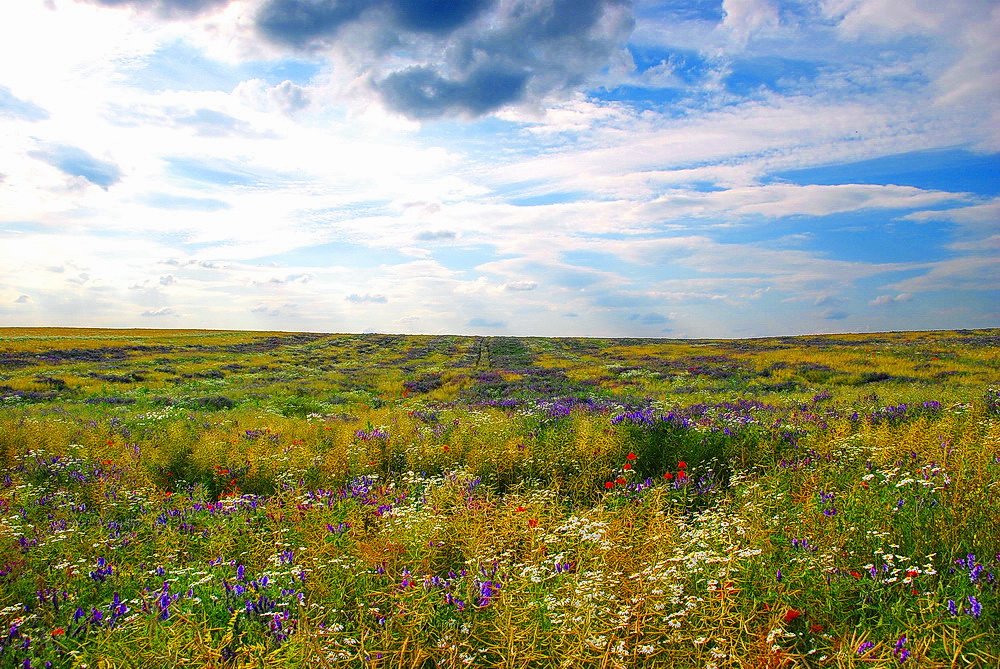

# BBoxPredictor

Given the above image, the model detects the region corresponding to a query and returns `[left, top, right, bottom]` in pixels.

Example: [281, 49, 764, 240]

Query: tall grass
[0, 328, 997, 667]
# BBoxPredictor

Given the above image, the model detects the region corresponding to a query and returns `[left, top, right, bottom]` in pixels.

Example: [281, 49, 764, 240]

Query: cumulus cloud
[721, 0, 779, 46]
[257, 0, 499, 46]
[378, 65, 529, 120]
[28, 143, 123, 190]
[0, 85, 49, 121]
[504, 280, 537, 291]
[345, 293, 387, 303]
[255, 0, 635, 119]
[141, 306, 174, 316]
[14, 295, 30, 303]
[235, 79, 311, 115]
[869, 293, 912, 306]
[821, 308, 849, 320]
[159, 275, 177, 286]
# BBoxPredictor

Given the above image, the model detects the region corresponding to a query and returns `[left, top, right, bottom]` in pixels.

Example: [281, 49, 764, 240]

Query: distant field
[0, 328, 997, 667]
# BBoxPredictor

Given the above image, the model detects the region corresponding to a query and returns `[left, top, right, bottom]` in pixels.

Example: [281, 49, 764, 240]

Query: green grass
[0, 327, 997, 667]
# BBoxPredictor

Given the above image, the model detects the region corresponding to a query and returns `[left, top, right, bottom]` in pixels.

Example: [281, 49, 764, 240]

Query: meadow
[0, 327, 997, 668]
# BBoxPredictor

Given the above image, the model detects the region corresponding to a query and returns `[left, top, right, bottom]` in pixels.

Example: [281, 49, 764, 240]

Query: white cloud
[869, 293, 913, 306]
[902, 197, 1000, 237]
[345, 293, 387, 303]
[884, 256, 1000, 293]
[487, 94, 977, 199]
[0, 0, 994, 336]
[632, 183, 965, 222]
[721, 0, 780, 47]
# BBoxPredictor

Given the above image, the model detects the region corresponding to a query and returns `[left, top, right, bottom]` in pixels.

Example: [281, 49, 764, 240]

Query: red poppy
[516, 506, 526, 512]
[605, 481, 614, 489]
[616, 477, 626, 484]
[528, 518, 539, 528]
[623, 463, 632, 470]
[906, 570, 918, 578]
[102, 460, 112, 465]
[849, 571, 862, 580]
[810, 624, 823, 634]
[51, 628, 65, 636]
[626, 452, 637, 461]
[443, 446, 449, 452]
[677, 461, 687, 469]
[783, 609, 802, 623]
[677, 471, 687, 480]
[663, 472, 673, 480]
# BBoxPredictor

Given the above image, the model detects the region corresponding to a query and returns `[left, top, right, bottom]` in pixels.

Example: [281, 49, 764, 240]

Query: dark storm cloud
[79, 0, 231, 18]
[387, 0, 496, 35]
[257, 0, 496, 46]
[82, 0, 633, 119]
[255, 0, 634, 119]
[256, 0, 371, 47]
[28, 144, 123, 190]
[378, 64, 528, 119]
[0, 85, 49, 121]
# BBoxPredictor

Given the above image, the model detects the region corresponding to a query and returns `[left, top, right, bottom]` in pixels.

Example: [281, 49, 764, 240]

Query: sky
[0, 0, 997, 338]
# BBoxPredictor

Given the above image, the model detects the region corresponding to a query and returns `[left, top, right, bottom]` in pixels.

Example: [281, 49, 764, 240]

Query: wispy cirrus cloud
[0, 85, 49, 121]
[28, 143, 122, 190]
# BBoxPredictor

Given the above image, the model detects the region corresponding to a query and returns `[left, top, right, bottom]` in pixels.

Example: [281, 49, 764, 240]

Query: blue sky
[0, 0, 997, 337]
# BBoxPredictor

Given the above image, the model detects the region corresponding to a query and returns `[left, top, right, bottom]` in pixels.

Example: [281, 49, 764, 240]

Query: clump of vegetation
[0, 327, 997, 667]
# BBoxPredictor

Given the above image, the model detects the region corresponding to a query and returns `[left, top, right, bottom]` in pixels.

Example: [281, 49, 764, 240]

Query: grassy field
[0, 327, 997, 668]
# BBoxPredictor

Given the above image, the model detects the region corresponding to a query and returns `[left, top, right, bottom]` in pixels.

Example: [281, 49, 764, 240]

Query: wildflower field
[0, 327, 997, 668]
